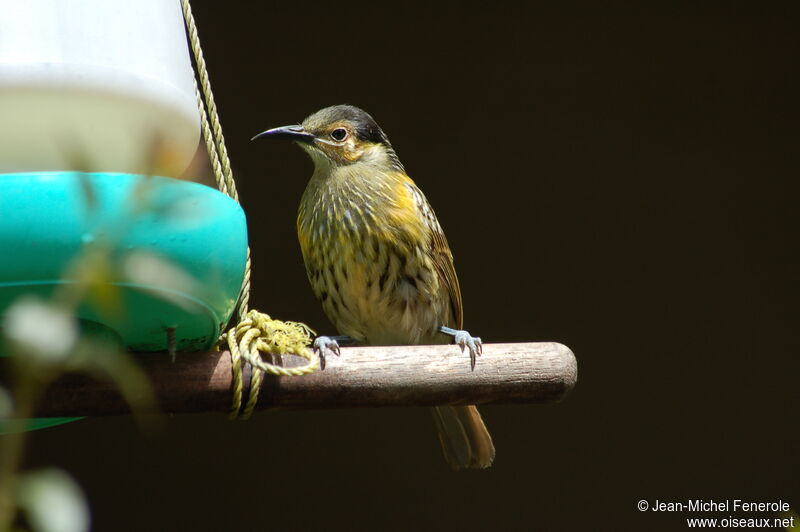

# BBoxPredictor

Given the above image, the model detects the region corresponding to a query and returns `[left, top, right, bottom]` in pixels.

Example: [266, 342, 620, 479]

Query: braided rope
[180, 0, 317, 420]
[181, 0, 237, 202]
[227, 310, 319, 418]
[192, 78, 229, 197]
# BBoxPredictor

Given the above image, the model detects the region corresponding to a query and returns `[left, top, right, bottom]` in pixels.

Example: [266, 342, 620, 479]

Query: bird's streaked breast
[297, 165, 451, 344]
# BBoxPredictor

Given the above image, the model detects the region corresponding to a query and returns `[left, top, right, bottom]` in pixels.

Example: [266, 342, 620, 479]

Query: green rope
[180, 0, 318, 420]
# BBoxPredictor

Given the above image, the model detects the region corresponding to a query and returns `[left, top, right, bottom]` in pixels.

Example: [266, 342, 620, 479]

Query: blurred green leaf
[122, 251, 204, 311]
[66, 337, 159, 428]
[17, 469, 90, 532]
[74, 172, 98, 214]
[3, 297, 78, 366]
[0, 386, 12, 419]
[56, 245, 122, 316]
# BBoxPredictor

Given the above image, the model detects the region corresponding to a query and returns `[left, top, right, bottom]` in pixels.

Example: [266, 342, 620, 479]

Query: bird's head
[253, 104, 403, 171]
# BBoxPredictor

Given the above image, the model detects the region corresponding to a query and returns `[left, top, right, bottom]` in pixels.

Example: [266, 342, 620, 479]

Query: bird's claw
[454, 330, 483, 371]
[313, 336, 341, 370]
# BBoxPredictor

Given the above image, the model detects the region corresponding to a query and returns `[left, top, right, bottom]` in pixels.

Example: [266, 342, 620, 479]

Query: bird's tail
[431, 405, 495, 470]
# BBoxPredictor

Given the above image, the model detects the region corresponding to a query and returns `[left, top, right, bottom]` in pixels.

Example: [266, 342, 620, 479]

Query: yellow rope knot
[223, 310, 319, 419]
[230, 310, 318, 375]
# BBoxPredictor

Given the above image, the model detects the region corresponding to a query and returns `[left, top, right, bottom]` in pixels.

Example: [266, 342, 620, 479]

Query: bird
[253, 104, 494, 470]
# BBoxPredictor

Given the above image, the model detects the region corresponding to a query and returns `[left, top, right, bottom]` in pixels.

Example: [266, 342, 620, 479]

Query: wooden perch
[15, 342, 576, 417]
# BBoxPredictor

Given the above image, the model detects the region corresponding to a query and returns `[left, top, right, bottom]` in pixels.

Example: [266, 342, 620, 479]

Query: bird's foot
[313, 336, 340, 370]
[439, 326, 483, 370]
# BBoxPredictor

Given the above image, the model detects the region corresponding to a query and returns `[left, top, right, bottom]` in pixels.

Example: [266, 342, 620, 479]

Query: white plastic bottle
[0, 0, 200, 177]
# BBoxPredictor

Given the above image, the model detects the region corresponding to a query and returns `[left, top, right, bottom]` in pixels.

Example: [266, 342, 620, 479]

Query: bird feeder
[0, 1, 577, 440]
[0, 1, 249, 430]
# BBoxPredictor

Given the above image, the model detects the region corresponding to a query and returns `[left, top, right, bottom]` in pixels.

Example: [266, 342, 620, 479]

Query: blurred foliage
[0, 137, 205, 531]
[16, 469, 89, 532]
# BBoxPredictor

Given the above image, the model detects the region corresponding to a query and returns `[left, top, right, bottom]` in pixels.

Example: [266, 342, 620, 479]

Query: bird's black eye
[330, 128, 348, 142]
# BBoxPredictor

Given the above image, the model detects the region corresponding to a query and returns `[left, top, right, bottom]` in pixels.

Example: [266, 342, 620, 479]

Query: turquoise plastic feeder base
[0, 172, 248, 351]
[0, 172, 249, 432]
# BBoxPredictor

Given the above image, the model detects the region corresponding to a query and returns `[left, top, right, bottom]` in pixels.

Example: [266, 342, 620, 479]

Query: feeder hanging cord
[181, 0, 319, 420]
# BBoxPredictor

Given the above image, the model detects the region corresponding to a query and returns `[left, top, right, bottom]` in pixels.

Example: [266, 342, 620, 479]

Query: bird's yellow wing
[429, 220, 463, 330]
[400, 179, 463, 330]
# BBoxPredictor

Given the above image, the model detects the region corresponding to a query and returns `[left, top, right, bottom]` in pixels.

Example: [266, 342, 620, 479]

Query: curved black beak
[251, 125, 315, 143]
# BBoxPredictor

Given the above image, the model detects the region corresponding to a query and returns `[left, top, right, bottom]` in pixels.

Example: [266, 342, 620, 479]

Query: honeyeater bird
[253, 104, 495, 470]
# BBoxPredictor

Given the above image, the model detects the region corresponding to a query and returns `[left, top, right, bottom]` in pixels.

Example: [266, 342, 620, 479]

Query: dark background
[26, 4, 798, 531]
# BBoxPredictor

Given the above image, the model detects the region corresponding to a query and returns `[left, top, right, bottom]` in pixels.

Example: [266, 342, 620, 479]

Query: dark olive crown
[303, 105, 391, 146]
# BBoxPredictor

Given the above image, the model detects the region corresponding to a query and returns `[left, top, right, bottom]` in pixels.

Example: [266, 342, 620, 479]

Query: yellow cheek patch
[342, 147, 364, 162]
[345, 140, 386, 162]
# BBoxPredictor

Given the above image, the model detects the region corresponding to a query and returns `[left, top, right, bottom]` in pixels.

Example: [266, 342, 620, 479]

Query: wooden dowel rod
[9, 342, 576, 417]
